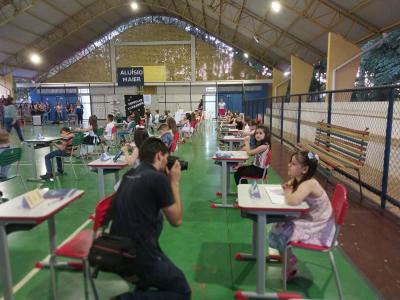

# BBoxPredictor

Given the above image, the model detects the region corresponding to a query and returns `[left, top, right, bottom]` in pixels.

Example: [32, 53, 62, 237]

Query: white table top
[213, 150, 249, 161]
[238, 184, 309, 212]
[221, 128, 239, 132]
[0, 189, 85, 223]
[88, 156, 128, 168]
[24, 136, 61, 143]
[222, 135, 244, 141]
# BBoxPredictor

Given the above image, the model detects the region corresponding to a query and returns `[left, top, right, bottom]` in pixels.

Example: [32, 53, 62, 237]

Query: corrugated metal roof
[0, 0, 399, 80]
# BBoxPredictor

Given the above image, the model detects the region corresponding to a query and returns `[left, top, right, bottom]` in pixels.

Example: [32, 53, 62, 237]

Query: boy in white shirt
[103, 114, 115, 141]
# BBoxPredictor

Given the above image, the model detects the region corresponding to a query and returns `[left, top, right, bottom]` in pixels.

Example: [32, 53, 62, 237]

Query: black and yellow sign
[117, 67, 144, 86]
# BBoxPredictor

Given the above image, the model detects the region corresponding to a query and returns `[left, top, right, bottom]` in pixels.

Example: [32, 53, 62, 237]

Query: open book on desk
[264, 185, 286, 204]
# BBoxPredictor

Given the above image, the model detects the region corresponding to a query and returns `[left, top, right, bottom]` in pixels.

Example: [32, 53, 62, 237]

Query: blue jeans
[4, 118, 24, 142]
[56, 111, 63, 121]
[44, 150, 68, 175]
[116, 249, 191, 300]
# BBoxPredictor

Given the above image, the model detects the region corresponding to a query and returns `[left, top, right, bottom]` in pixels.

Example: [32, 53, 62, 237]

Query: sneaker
[56, 170, 64, 175]
[40, 174, 54, 180]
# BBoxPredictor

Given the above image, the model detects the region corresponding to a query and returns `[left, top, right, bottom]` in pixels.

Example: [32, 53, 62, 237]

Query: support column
[110, 40, 116, 83]
[191, 35, 196, 81]
[326, 32, 360, 92]
[291, 56, 313, 96]
[272, 69, 289, 97]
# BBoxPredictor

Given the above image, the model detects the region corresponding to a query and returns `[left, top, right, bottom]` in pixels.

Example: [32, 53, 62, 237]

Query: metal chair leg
[329, 251, 344, 300]
[83, 259, 89, 300]
[283, 246, 289, 290]
[19, 175, 27, 191]
[357, 169, 363, 202]
[70, 159, 78, 179]
[85, 259, 99, 300]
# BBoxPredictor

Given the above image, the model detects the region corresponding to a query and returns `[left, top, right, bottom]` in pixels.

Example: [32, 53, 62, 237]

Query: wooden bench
[299, 121, 369, 201]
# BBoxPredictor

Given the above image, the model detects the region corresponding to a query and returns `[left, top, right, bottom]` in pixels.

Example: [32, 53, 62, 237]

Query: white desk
[212, 151, 248, 208]
[236, 184, 309, 299]
[88, 157, 128, 200]
[25, 137, 61, 181]
[0, 189, 85, 300]
[221, 128, 239, 134]
[221, 135, 244, 151]
[220, 123, 236, 128]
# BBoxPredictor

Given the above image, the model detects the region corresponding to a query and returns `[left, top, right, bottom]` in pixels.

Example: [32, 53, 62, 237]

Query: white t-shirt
[218, 102, 226, 109]
[243, 124, 250, 133]
[154, 113, 160, 124]
[104, 122, 114, 140]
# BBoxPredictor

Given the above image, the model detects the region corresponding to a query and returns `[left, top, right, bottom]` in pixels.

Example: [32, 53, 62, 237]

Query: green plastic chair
[93, 128, 105, 153]
[57, 134, 88, 179]
[0, 148, 27, 191]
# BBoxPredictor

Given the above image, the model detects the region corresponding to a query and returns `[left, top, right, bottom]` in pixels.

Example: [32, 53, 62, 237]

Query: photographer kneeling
[111, 137, 191, 300]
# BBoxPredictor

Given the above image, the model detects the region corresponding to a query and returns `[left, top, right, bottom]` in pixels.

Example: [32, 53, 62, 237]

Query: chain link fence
[247, 85, 400, 210]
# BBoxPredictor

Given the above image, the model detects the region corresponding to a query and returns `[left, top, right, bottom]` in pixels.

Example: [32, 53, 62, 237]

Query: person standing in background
[55, 102, 63, 122]
[4, 96, 24, 142]
[0, 95, 5, 127]
[218, 98, 226, 117]
[76, 100, 84, 127]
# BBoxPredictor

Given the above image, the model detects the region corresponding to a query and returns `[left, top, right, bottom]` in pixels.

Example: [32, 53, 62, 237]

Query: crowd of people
[0, 96, 85, 126]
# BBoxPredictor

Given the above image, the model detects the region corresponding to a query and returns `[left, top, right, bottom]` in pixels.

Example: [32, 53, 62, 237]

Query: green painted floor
[1, 123, 378, 299]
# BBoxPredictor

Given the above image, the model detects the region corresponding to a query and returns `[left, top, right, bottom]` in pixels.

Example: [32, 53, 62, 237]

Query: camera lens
[179, 160, 188, 171]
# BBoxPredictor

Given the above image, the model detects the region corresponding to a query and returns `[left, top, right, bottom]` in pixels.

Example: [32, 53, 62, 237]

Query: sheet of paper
[265, 186, 286, 204]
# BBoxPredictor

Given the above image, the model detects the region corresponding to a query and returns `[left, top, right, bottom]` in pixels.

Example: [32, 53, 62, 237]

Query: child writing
[268, 151, 336, 281]
[234, 125, 271, 184]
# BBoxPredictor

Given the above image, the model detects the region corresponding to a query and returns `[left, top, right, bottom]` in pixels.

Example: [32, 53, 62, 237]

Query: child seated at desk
[239, 118, 257, 149]
[40, 127, 74, 180]
[121, 127, 149, 167]
[234, 125, 271, 184]
[103, 114, 115, 142]
[74, 115, 100, 146]
[158, 123, 173, 150]
[268, 150, 335, 281]
[167, 117, 180, 153]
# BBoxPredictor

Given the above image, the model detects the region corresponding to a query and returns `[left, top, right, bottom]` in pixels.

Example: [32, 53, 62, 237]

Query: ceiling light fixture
[130, 2, 139, 11]
[284, 71, 291, 77]
[253, 35, 260, 43]
[30, 53, 42, 64]
[271, 1, 282, 13]
[243, 53, 249, 58]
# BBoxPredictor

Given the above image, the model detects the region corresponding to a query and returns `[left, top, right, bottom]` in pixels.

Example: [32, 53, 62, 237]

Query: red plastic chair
[55, 195, 114, 300]
[283, 184, 348, 300]
[238, 148, 272, 184]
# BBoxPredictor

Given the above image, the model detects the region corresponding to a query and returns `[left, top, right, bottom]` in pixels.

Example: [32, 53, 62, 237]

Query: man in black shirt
[111, 137, 191, 300]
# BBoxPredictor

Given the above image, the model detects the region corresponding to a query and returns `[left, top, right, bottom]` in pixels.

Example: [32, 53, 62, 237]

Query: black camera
[167, 156, 188, 171]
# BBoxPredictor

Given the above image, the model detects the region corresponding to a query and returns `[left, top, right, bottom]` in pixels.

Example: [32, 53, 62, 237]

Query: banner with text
[117, 67, 144, 86]
[125, 95, 144, 117]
